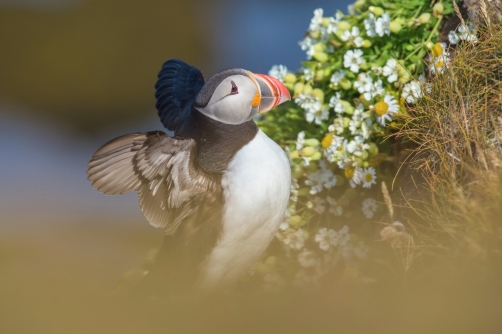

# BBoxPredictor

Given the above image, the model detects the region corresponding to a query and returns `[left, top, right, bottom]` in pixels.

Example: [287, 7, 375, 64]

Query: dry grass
[394, 8, 502, 266]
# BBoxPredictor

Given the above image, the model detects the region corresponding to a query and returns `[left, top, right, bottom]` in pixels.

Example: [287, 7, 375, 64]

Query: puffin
[87, 59, 291, 291]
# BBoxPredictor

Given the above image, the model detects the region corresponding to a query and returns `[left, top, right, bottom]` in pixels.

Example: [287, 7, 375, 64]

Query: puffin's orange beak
[248, 72, 291, 113]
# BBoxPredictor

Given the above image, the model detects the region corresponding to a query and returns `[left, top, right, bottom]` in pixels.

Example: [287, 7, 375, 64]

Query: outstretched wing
[155, 59, 205, 133]
[86, 131, 220, 235]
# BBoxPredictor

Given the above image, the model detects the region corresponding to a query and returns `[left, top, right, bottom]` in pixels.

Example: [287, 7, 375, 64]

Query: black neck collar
[178, 109, 258, 174]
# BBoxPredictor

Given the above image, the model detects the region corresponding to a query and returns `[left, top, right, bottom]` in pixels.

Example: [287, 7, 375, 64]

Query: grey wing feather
[87, 131, 216, 234]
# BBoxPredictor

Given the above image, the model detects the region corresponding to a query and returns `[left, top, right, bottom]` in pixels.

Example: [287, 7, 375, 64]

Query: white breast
[200, 130, 291, 288]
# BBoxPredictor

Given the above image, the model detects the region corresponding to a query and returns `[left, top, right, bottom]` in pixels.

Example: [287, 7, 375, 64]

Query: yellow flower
[375, 101, 389, 116]
[345, 166, 355, 179]
[431, 42, 443, 57]
[321, 134, 333, 149]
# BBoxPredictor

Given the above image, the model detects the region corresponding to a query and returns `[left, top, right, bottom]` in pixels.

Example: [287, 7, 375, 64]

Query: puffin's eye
[230, 81, 239, 95]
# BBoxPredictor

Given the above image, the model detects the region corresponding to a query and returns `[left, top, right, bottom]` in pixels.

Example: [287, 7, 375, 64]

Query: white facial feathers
[195, 74, 259, 124]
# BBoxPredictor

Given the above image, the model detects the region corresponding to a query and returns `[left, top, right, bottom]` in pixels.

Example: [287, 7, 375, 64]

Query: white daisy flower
[329, 92, 345, 113]
[402, 81, 423, 104]
[341, 26, 363, 47]
[296, 131, 305, 150]
[337, 225, 351, 246]
[364, 79, 384, 101]
[372, 65, 383, 76]
[268, 65, 288, 83]
[375, 12, 390, 37]
[327, 196, 343, 216]
[353, 72, 373, 94]
[330, 70, 345, 86]
[375, 94, 399, 126]
[309, 8, 324, 32]
[458, 23, 478, 43]
[364, 13, 377, 37]
[353, 241, 369, 259]
[299, 36, 315, 60]
[429, 54, 450, 74]
[315, 228, 339, 251]
[298, 249, 318, 268]
[361, 167, 377, 188]
[295, 94, 323, 123]
[327, 13, 342, 34]
[302, 67, 315, 81]
[346, 135, 370, 157]
[279, 228, 305, 249]
[448, 30, 460, 45]
[346, 166, 364, 188]
[362, 197, 377, 218]
[343, 49, 364, 73]
[312, 197, 326, 214]
[382, 58, 398, 83]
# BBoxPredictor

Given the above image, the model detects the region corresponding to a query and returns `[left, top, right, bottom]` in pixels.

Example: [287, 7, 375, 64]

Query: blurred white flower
[296, 131, 305, 150]
[354, 72, 373, 94]
[364, 13, 377, 37]
[361, 167, 377, 188]
[305, 162, 337, 194]
[362, 197, 377, 218]
[295, 94, 323, 123]
[364, 79, 384, 101]
[330, 70, 346, 86]
[298, 249, 318, 267]
[429, 54, 450, 74]
[382, 58, 398, 83]
[299, 36, 315, 60]
[402, 81, 423, 104]
[268, 65, 288, 82]
[448, 30, 460, 45]
[327, 196, 343, 216]
[354, 241, 369, 259]
[315, 227, 339, 251]
[327, 13, 342, 34]
[349, 104, 371, 136]
[458, 23, 478, 43]
[303, 67, 315, 81]
[346, 135, 370, 157]
[372, 65, 383, 76]
[312, 197, 326, 214]
[375, 13, 390, 37]
[279, 228, 305, 249]
[337, 225, 351, 246]
[309, 8, 324, 32]
[375, 94, 398, 126]
[344, 49, 364, 73]
[329, 92, 346, 113]
[348, 166, 364, 188]
[341, 26, 363, 47]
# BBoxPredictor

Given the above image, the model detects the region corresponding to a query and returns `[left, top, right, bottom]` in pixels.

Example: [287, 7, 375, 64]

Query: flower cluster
[255, 0, 460, 289]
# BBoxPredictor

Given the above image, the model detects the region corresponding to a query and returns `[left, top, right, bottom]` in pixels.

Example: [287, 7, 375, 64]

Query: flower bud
[339, 78, 352, 90]
[313, 42, 326, 52]
[369, 6, 384, 16]
[300, 146, 317, 157]
[322, 17, 331, 27]
[305, 138, 320, 147]
[309, 30, 321, 39]
[389, 20, 402, 33]
[338, 21, 351, 31]
[294, 82, 304, 96]
[289, 215, 305, 227]
[302, 83, 313, 95]
[310, 151, 323, 161]
[361, 39, 372, 48]
[432, 3, 444, 17]
[311, 88, 324, 103]
[418, 13, 431, 24]
[354, 0, 365, 12]
[313, 51, 328, 63]
[343, 117, 351, 128]
[315, 70, 325, 81]
[284, 73, 297, 84]
[360, 151, 369, 161]
[340, 100, 354, 114]
[368, 142, 379, 156]
[292, 164, 303, 179]
[290, 150, 300, 160]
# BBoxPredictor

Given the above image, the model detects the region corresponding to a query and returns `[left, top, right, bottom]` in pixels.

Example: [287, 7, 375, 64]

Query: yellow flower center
[321, 134, 333, 149]
[375, 101, 389, 116]
[345, 166, 355, 179]
[431, 42, 443, 57]
[365, 173, 373, 182]
[435, 59, 444, 68]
